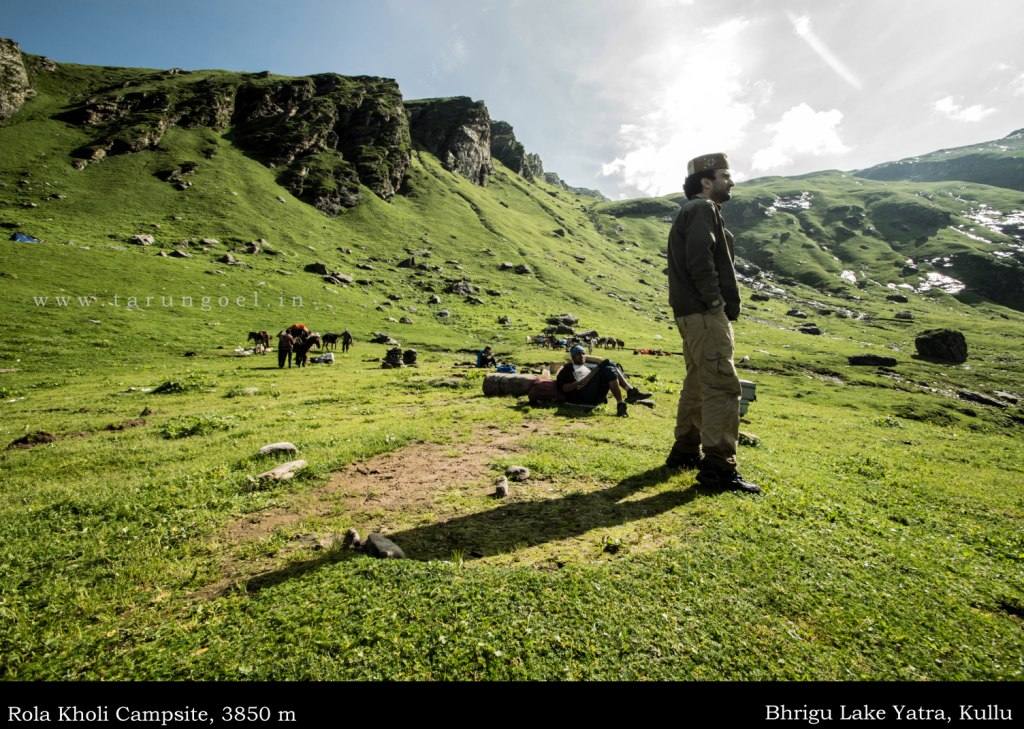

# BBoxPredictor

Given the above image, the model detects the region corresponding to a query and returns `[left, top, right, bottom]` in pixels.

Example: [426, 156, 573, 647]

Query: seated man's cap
[687, 153, 730, 176]
[570, 345, 586, 355]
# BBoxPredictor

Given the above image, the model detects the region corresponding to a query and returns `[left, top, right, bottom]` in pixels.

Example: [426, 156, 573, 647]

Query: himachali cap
[687, 153, 730, 176]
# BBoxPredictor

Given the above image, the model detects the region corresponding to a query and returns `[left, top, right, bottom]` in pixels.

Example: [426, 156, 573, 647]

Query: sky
[4, 0, 1024, 199]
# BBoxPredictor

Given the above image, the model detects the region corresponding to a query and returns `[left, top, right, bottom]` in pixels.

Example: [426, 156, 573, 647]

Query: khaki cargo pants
[674, 308, 741, 472]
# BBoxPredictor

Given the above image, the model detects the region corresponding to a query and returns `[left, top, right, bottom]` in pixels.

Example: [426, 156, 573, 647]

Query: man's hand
[725, 302, 740, 321]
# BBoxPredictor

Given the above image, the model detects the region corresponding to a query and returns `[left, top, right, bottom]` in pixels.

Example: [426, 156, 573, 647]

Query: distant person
[476, 346, 497, 368]
[341, 330, 353, 353]
[555, 345, 651, 417]
[665, 152, 760, 494]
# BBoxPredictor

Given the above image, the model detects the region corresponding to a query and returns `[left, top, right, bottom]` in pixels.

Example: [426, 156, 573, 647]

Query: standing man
[665, 153, 761, 494]
[341, 330, 353, 353]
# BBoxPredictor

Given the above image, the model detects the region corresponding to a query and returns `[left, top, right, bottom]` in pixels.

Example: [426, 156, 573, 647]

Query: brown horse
[247, 330, 270, 353]
[322, 332, 340, 351]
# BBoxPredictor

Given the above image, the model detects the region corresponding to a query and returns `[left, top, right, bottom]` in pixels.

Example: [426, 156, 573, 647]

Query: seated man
[555, 345, 652, 417]
[476, 346, 497, 368]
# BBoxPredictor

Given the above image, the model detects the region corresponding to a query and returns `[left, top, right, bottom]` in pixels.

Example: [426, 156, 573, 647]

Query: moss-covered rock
[0, 38, 32, 122]
[405, 96, 492, 185]
[491, 120, 543, 180]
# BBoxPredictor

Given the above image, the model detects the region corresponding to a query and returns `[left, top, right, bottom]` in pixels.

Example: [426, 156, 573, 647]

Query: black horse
[294, 333, 323, 368]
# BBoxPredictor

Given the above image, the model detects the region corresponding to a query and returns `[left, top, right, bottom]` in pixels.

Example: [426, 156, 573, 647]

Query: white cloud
[933, 96, 997, 122]
[788, 13, 862, 90]
[1011, 73, 1024, 97]
[597, 17, 763, 197]
[751, 103, 850, 172]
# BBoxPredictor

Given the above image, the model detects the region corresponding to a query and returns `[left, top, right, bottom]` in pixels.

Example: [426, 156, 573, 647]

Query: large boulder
[0, 38, 31, 122]
[915, 329, 967, 364]
[405, 96, 493, 185]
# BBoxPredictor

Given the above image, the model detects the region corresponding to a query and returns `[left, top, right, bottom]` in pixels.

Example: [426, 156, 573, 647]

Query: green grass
[0, 57, 1022, 681]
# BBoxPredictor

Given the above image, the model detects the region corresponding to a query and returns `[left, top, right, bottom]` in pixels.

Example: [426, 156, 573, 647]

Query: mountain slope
[857, 128, 1024, 192]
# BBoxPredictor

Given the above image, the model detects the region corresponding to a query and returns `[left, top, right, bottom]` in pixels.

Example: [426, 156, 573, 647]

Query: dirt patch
[7, 431, 57, 449]
[104, 418, 147, 431]
[195, 421, 556, 598]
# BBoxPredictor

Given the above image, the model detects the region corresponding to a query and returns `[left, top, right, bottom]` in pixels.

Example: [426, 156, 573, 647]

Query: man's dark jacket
[666, 197, 740, 318]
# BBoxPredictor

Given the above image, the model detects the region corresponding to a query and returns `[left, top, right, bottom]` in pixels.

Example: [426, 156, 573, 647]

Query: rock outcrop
[490, 120, 543, 180]
[0, 38, 31, 122]
[405, 96, 492, 185]
[233, 73, 410, 213]
[59, 68, 411, 214]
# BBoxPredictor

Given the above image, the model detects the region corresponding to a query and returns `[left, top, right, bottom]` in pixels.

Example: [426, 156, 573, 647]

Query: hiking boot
[697, 469, 762, 494]
[626, 387, 654, 404]
[616, 402, 629, 417]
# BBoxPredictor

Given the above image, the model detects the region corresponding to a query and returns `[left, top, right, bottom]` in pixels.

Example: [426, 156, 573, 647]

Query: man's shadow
[235, 466, 725, 595]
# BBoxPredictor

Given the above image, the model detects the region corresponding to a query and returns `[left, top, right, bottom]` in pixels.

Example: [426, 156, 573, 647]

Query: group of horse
[529, 333, 626, 351]
[246, 326, 353, 368]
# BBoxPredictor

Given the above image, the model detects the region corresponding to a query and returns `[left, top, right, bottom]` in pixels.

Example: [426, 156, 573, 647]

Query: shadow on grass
[509, 400, 605, 419]
[237, 465, 723, 595]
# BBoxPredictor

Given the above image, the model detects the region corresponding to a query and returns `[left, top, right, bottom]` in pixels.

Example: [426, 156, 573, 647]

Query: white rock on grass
[256, 459, 306, 481]
[259, 442, 298, 456]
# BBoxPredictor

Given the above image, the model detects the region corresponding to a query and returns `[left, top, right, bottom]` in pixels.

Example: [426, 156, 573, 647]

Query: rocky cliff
[490, 120, 544, 180]
[0, 38, 31, 122]
[232, 73, 411, 213]
[58, 67, 410, 213]
[405, 96, 492, 185]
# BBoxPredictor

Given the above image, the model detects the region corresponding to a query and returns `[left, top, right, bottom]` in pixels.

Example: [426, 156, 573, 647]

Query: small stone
[361, 533, 405, 559]
[259, 442, 299, 456]
[495, 476, 510, 498]
[505, 465, 530, 481]
[848, 355, 897, 367]
[738, 432, 760, 447]
[343, 528, 361, 549]
[255, 459, 307, 481]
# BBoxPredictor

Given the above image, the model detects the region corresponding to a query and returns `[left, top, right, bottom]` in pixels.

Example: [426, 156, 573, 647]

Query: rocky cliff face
[0, 38, 31, 122]
[491, 120, 544, 180]
[60, 69, 410, 213]
[232, 73, 411, 213]
[405, 97, 492, 185]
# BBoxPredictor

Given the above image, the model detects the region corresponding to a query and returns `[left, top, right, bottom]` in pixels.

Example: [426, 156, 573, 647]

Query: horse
[247, 330, 270, 353]
[277, 331, 295, 368]
[294, 334, 322, 368]
[322, 333, 340, 351]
